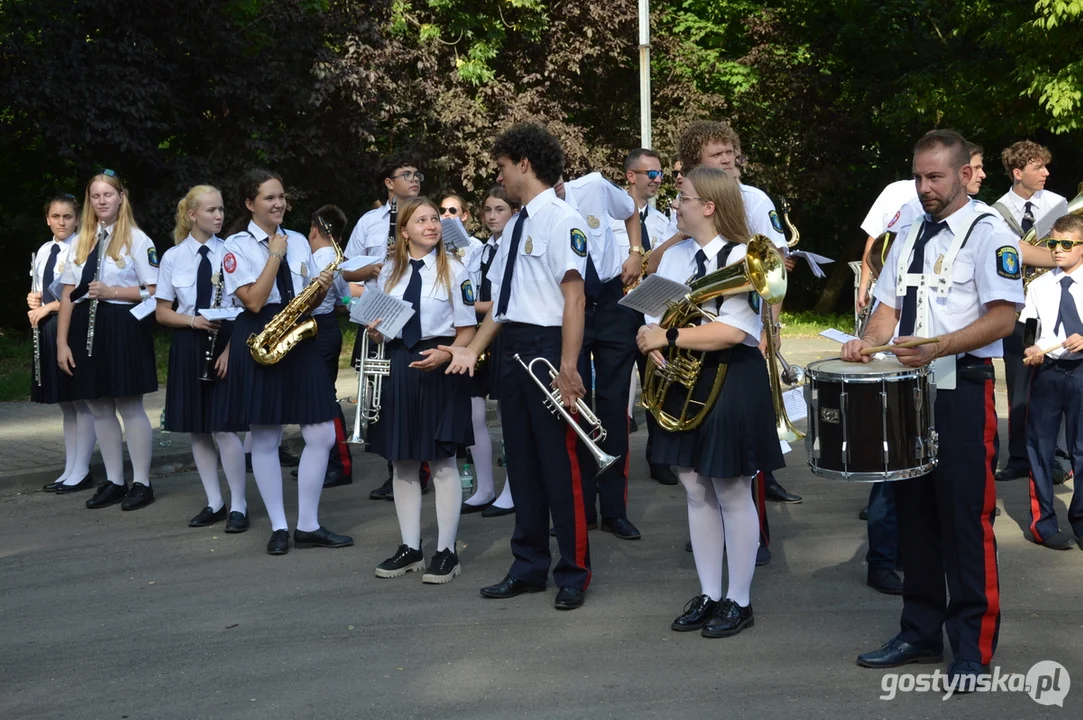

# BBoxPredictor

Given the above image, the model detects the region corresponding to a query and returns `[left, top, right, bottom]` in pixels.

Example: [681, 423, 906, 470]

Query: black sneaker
[121, 483, 155, 511]
[369, 478, 393, 501]
[422, 549, 461, 584]
[375, 544, 424, 578]
[86, 482, 128, 509]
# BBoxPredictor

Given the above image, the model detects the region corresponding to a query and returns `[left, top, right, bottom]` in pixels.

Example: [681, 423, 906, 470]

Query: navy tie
[496, 207, 528, 317]
[401, 258, 425, 349]
[1022, 201, 1035, 233]
[692, 249, 708, 281]
[41, 244, 61, 304]
[640, 208, 651, 252]
[196, 245, 212, 311]
[898, 221, 946, 336]
[70, 243, 100, 302]
[479, 243, 497, 302]
[1055, 276, 1082, 336]
[271, 243, 294, 303]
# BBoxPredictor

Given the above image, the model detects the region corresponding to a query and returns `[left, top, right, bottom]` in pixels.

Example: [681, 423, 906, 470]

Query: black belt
[1044, 357, 1083, 371]
[956, 355, 994, 382]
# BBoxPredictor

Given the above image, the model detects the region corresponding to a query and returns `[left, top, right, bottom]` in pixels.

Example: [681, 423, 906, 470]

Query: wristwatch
[139, 286, 150, 301]
[269, 250, 286, 261]
[666, 327, 680, 348]
[629, 245, 644, 255]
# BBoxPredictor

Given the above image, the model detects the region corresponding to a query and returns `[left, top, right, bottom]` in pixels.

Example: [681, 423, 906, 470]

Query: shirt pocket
[172, 270, 197, 290]
[947, 260, 975, 312]
[523, 233, 551, 259]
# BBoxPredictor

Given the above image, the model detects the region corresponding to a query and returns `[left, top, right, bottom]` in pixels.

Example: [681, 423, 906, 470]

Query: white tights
[464, 397, 495, 506]
[247, 423, 334, 532]
[85, 396, 152, 487]
[57, 400, 96, 485]
[392, 457, 461, 552]
[193, 432, 248, 514]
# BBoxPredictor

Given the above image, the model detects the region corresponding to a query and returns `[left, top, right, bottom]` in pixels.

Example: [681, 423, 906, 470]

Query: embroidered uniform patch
[769, 210, 783, 233]
[223, 252, 237, 274]
[571, 228, 588, 257]
[748, 293, 761, 313]
[147, 247, 159, 268]
[996, 246, 1021, 279]
[461, 279, 475, 305]
[887, 210, 901, 229]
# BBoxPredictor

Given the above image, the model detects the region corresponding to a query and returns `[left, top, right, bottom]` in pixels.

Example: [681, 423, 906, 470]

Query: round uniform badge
[223, 252, 237, 274]
[115, 257, 126, 269]
[211, 272, 221, 286]
[461, 279, 475, 305]
[147, 247, 159, 268]
[525, 237, 533, 254]
[587, 215, 601, 229]
[887, 210, 901, 229]
[570, 228, 588, 257]
[56, 262, 64, 274]
[300, 263, 309, 278]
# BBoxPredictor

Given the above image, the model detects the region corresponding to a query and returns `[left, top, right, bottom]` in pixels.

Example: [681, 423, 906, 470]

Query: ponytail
[173, 185, 220, 244]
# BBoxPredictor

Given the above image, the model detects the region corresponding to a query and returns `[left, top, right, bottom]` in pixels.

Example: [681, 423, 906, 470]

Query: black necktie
[401, 258, 425, 349]
[692, 249, 708, 281]
[70, 243, 100, 302]
[1022, 201, 1035, 233]
[898, 221, 946, 336]
[480, 242, 497, 302]
[196, 245, 212, 311]
[640, 208, 651, 252]
[41, 244, 61, 304]
[1055, 276, 1082, 336]
[496, 207, 528, 317]
[271, 243, 294, 303]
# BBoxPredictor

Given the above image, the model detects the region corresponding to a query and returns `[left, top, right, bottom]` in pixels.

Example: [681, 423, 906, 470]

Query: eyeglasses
[440, 206, 460, 215]
[1045, 239, 1083, 251]
[390, 171, 424, 183]
[633, 170, 664, 181]
[676, 193, 709, 206]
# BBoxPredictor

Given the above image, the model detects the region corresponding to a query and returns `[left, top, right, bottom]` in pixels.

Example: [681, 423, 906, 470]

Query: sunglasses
[633, 170, 665, 181]
[440, 206, 460, 215]
[1046, 239, 1083, 251]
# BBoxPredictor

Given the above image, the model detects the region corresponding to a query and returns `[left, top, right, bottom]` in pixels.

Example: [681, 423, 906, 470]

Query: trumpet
[348, 331, 391, 444]
[86, 223, 107, 357]
[513, 354, 619, 472]
[30, 253, 41, 387]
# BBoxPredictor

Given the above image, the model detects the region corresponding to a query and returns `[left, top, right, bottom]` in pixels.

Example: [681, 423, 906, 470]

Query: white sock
[714, 475, 758, 607]
[429, 457, 462, 552]
[69, 400, 96, 481]
[296, 421, 334, 532]
[214, 432, 248, 514]
[491, 405, 514, 509]
[114, 395, 152, 487]
[250, 425, 288, 531]
[392, 460, 423, 550]
[57, 401, 78, 482]
[679, 467, 724, 601]
[85, 398, 125, 486]
[465, 397, 495, 506]
[190, 433, 224, 512]
[627, 366, 638, 419]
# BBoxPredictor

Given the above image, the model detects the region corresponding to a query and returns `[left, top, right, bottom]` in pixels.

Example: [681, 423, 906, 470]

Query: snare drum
[804, 357, 937, 481]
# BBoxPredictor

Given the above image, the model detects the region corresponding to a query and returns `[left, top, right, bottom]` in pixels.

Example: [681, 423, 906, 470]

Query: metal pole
[638, 0, 652, 150]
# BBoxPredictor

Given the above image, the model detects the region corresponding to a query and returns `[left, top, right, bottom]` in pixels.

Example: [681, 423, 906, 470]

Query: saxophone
[247, 220, 343, 365]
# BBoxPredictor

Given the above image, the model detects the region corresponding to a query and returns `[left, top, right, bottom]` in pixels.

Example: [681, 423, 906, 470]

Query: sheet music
[782, 387, 807, 422]
[820, 328, 859, 344]
[340, 255, 383, 273]
[779, 440, 792, 455]
[1035, 199, 1068, 240]
[618, 274, 691, 317]
[348, 288, 415, 340]
[129, 297, 156, 320]
[441, 217, 471, 252]
[199, 307, 244, 321]
[789, 250, 835, 279]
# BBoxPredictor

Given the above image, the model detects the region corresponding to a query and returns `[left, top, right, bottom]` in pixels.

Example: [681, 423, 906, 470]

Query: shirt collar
[920, 199, 978, 239]
[248, 220, 282, 243]
[526, 187, 557, 217]
[698, 235, 727, 262]
[409, 248, 437, 269]
[1008, 187, 1040, 208]
[183, 234, 217, 255]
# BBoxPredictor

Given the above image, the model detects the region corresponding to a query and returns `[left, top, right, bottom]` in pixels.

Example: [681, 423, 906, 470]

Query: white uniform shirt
[994, 188, 1067, 235]
[873, 200, 1024, 358]
[648, 236, 762, 347]
[34, 236, 74, 300]
[467, 236, 501, 302]
[489, 188, 588, 326]
[156, 236, 239, 316]
[59, 226, 159, 305]
[222, 220, 318, 306]
[664, 183, 788, 249]
[861, 180, 920, 238]
[1019, 265, 1083, 360]
[310, 245, 350, 316]
[564, 172, 635, 283]
[611, 202, 670, 253]
[377, 250, 476, 340]
[345, 204, 393, 259]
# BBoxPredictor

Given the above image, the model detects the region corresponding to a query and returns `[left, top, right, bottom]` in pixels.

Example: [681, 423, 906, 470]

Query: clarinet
[30, 253, 42, 387]
[199, 263, 225, 382]
[85, 223, 107, 357]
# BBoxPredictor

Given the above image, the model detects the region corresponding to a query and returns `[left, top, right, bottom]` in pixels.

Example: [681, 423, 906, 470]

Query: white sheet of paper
[1035, 199, 1068, 240]
[348, 289, 415, 340]
[782, 387, 807, 422]
[48, 278, 65, 301]
[618, 274, 691, 317]
[339, 255, 382, 272]
[779, 439, 792, 455]
[441, 217, 471, 252]
[820, 328, 859, 344]
[199, 307, 244, 321]
[790, 250, 835, 279]
[129, 297, 156, 320]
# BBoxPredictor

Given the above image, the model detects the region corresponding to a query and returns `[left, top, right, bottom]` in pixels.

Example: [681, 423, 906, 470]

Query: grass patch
[780, 311, 854, 337]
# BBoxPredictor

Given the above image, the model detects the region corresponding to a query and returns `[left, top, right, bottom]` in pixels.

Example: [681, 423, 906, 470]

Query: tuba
[1020, 182, 1083, 292]
[247, 218, 343, 365]
[642, 235, 787, 432]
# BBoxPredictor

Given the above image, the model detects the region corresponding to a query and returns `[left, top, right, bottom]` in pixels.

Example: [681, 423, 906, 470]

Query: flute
[30, 253, 41, 386]
[85, 223, 107, 357]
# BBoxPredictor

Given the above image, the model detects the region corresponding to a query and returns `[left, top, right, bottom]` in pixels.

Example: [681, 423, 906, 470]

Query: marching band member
[439, 194, 473, 228]
[215, 169, 352, 555]
[55, 170, 159, 511]
[155, 185, 248, 530]
[844, 130, 1019, 689]
[443, 123, 592, 611]
[31, 194, 97, 493]
[367, 197, 476, 584]
[637, 166, 783, 638]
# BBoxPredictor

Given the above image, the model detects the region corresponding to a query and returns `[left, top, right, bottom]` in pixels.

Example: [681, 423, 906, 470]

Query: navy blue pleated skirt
[30, 314, 70, 404]
[164, 325, 232, 433]
[211, 304, 337, 431]
[469, 333, 505, 400]
[650, 343, 785, 478]
[368, 337, 474, 462]
[64, 301, 158, 401]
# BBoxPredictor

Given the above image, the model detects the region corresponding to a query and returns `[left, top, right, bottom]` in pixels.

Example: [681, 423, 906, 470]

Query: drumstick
[1025, 341, 1065, 365]
[860, 337, 941, 356]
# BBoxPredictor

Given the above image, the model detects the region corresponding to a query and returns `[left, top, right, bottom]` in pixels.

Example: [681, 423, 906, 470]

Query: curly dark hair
[491, 124, 564, 187]
[677, 120, 741, 171]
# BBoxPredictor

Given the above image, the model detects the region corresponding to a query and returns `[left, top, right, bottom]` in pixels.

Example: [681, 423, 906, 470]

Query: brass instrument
[778, 196, 800, 248]
[1020, 182, 1083, 291]
[85, 223, 107, 357]
[624, 249, 652, 293]
[30, 253, 41, 387]
[642, 235, 787, 432]
[513, 353, 619, 471]
[348, 331, 390, 444]
[763, 306, 805, 442]
[777, 349, 805, 387]
[855, 230, 895, 337]
[247, 219, 344, 365]
[199, 260, 225, 382]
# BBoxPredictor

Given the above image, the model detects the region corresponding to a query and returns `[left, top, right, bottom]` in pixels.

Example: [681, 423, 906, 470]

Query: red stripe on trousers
[1023, 368, 1043, 541]
[755, 470, 768, 547]
[978, 376, 1001, 665]
[566, 425, 592, 588]
[333, 416, 351, 477]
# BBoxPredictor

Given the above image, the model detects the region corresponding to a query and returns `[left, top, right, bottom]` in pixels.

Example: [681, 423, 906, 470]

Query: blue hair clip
[100, 168, 119, 180]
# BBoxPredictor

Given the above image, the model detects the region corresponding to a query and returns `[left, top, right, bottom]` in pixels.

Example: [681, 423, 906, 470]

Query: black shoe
[224, 511, 249, 534]
[375, 544, 424, 578]
[994, 506, 1002, 517]
[480, 575, 547, 599]
[600, 517, 641, 540]
[856, 636, 943, 668]
[54, 474, 94, 494]
[322, 471, 352, 488]
[994, 464, 1028, 482]
[550, 521, 598, 537]
[685, 539, 692, 552]
[946, 660, 990, 694]
[278, 446, 300, 467]
[1032, 531, 1076, 550]
[1076, 534, 1083, 550]
[1053, 468, 1073, 486]
[650, 465, 679, 486]
[554, 586, 585, 610]
[294, 526, 354, 549]
[422, 549, 461, 584]
[290, 468, 298, 479]
[756, 546, 771, 566]
[266, 529, 289, 555]
[121, 483, 155, 511]
[43, 480, 65, 492]
[858, 506, 869, 521]
[671, 594, 718, 632]
[481, 504, 515, 518]
[766, 483, 802, 504]
[867, 567, 903, 595]
[369, 478, 393, 501]
[702, 599, 754, 638]
[461, 499, 494, 514]
[86, 482, 128, 509]
[188, 506, 227, 527]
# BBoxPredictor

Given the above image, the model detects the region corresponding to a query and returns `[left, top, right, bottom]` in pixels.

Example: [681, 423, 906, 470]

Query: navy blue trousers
[1026, 359, 1083, 541]
[866, 482, 898, 571]
[1004, 322, 1070, 472]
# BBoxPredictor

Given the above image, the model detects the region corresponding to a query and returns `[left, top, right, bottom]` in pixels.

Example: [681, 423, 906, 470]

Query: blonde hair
[173, 185, 221, 244]
[384, 197, 454, 299]
[683, 166, 750, 243]
[74, 173, 140, 265]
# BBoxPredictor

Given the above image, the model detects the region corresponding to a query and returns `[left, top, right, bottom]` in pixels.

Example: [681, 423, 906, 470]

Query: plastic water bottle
[459, 463, 474, 494]
[158, 409, 171, 447]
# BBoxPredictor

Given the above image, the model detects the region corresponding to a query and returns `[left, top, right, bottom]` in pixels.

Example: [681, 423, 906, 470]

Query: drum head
[806, 356, 927, 381]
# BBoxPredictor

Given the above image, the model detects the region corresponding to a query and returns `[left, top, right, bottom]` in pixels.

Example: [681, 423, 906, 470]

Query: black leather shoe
[480, 575, 547, 599]
[294, 526, 354, 549]
[1033, 531, 1077, 550]
[86, 482, 128, 509]
[278, 446, 300, 467]
[1053, 467, 1073, 486]
[946, 660, 989, 694]
[994, 464, 1028, 482]
[43, 480, 64, 492]
[369, 477, 393, 500]
[600, 517, 641, 540]
[756, 545, 771, 566]
[266, 529, 289, 555]
[858, 506, 869, 520]
[461, 499, 494, 514]
[322, 471, 352, 488]
[481, 504, 515, 518]
[867, 567, 903, 595]
[766, 483, 803, 504]
[54, 474, 94, 494]
[702, 598, 754, 638]
[121, 483, 155, 511]
[856, 637, 943, 668]
[189, 506, 227, 527]
[650, 465, 679, 486]
[671, 594, 717, 631]
[224, 511, 249, 533]
[554, 586, 585, 610]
